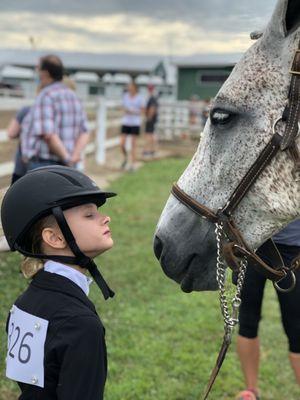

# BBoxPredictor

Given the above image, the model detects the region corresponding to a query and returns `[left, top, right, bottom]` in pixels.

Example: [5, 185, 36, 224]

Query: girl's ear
[41, 226, 67, 249]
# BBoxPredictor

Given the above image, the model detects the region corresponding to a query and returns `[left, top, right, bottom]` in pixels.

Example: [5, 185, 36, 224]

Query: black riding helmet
[1, 165, 117, 300]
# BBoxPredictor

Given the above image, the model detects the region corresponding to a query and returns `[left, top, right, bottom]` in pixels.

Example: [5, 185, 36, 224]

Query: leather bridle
[171, 43, 300, 399]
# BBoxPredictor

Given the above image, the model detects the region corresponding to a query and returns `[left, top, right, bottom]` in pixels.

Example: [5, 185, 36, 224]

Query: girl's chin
[86, 243, 114, 258]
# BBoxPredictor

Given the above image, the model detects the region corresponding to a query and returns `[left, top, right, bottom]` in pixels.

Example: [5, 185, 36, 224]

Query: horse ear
[285, 0, 300, 34]
[263, 0, 300, 40]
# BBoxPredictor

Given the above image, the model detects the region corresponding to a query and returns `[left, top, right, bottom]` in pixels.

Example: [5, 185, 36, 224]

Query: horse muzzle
[154, 218, 218, 292]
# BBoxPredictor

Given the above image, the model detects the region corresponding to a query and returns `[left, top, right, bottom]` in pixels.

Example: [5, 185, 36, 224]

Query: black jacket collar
[31, 269, 97, 313]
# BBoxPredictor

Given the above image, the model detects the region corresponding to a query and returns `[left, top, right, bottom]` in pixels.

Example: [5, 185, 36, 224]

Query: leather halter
[170, 42, 300, 399]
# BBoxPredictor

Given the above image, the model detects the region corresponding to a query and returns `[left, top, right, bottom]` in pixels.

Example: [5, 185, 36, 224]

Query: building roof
[0, 49, 164, 76]
[135, 74, 164, 85]
[71, 71, 99, 82]
[102, 73, 132, 84]
[173, 52, 243, 68]
[0, 49, 243, 84]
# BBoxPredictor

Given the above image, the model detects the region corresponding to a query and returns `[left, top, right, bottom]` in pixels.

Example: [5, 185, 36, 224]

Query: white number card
[6, 305, 49, 388]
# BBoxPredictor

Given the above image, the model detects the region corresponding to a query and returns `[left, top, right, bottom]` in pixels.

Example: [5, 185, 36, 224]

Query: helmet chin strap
[51, 207, 115, 300]
[16, 206, 115, 300]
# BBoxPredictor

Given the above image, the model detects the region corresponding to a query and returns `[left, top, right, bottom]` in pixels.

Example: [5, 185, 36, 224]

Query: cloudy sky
[1, 0, 278, 55]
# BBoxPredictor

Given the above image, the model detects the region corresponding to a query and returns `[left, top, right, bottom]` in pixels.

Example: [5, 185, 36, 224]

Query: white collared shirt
[44, 260, 93, 296]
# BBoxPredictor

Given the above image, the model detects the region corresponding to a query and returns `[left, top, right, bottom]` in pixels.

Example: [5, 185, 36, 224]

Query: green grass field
[0, 158, 299, 399]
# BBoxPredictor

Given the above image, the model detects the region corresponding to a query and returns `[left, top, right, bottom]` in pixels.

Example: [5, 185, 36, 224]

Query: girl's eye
[85, 214, 93, 218]
[210, 109, 234, 126]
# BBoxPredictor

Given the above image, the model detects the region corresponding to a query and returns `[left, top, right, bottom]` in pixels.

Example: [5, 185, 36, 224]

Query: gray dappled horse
[154, 0, 300, 293]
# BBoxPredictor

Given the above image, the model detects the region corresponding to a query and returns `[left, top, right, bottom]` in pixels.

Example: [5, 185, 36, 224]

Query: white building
[0, 65, 36, 97]
[71, 71, 103, 100]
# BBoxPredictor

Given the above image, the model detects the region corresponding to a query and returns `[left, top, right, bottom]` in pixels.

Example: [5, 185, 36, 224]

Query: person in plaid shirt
[21, 55, 89, 171]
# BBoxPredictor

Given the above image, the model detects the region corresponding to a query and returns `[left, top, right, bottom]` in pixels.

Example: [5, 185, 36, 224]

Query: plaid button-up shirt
[21, 81, 88, 161]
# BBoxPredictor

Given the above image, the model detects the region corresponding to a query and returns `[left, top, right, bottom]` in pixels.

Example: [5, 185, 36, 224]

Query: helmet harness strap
[15, 206, 115, 300]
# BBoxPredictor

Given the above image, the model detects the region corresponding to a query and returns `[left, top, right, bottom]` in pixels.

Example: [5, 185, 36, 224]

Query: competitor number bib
[6, 305, 49, 388]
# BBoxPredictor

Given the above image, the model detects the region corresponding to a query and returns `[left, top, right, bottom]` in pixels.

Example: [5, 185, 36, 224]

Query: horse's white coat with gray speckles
[154, 0, 300, 292]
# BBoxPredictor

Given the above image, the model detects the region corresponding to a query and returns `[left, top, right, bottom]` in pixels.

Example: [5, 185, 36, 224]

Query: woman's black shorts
[238, 242, 300, 353]
[121, 125, 140, 135]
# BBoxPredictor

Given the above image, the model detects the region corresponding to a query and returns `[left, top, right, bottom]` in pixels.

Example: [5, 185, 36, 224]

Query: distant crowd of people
[7, 56, 160, 179]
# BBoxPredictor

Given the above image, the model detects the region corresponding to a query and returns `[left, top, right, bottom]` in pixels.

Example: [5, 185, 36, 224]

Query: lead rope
[202, 222, 247, 399]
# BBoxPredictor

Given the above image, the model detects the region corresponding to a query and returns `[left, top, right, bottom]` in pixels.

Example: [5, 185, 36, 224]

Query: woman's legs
[275, 244, 300, 386]
[289, 353, 300, 384]
[120, 134, 128, 168]
[131, 135, 137, 165]
[237, 336, 260, 392]
[237, 245, 268, 395]
[120, 127, 140, 169]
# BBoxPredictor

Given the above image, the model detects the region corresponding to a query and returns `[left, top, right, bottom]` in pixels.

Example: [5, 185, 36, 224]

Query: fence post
[96, 97, 107, 165]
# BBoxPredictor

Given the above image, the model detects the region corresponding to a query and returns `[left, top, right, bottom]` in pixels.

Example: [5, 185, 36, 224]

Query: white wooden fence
[0, 97, 205, 179]
[156, 99, 205, 140]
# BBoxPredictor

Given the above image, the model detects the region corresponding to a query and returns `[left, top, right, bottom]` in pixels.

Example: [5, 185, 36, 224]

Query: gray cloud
[0, 0, 281, 54]
[1, 0, 277, 33]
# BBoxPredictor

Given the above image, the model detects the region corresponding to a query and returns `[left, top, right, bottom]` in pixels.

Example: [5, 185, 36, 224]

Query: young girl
[1, 165, 116, 399]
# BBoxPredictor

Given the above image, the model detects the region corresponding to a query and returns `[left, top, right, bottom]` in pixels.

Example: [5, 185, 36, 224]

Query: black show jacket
[6, 270, 107, 400]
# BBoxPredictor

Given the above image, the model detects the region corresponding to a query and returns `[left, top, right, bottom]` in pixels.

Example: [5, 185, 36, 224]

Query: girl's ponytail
[21, 257, 44, 279]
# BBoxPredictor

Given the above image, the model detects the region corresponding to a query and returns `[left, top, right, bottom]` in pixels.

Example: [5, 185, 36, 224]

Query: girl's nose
[102, 215, 111, 224]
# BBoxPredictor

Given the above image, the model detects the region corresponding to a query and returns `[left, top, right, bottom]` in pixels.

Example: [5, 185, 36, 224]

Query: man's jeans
[27, 158, 64, 171]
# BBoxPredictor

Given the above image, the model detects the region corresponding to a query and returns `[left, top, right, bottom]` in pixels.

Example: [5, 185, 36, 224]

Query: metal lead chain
[215, 222, 248, 333]
[201, 224, 249, 400]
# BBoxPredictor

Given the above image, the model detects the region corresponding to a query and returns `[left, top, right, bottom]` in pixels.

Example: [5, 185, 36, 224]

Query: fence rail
[0, 97, 205, 178]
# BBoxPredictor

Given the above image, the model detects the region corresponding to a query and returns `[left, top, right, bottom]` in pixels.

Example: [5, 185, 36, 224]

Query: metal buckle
[290, 50, 300, 75]
[273, 270, 296, 293]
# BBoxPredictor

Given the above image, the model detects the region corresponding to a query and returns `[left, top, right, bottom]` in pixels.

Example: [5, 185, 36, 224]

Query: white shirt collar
[44, 260, 93, 296]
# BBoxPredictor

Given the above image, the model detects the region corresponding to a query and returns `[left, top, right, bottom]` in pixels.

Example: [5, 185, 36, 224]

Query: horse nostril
[153, 235, 164, 260]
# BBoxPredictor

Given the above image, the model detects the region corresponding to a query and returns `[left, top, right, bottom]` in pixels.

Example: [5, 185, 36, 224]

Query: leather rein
[171, 44, 300, 399]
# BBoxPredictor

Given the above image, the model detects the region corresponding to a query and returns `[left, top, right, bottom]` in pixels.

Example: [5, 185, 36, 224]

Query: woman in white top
[120, 82, 145, 171]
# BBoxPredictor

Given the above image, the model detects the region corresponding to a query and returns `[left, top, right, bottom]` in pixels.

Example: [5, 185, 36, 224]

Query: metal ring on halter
[272, 117, 300, 137]
[273, 270, 296, 293]
[272, 117, 284, 135]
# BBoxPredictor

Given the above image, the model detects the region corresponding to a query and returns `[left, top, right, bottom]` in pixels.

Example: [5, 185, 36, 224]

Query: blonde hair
[21, 214, 57, 279]
[21, 258, 44, 279]
[63, 75, 76, 91]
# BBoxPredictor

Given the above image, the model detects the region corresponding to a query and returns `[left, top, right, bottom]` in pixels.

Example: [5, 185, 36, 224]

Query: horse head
[154, 0, 300, 292]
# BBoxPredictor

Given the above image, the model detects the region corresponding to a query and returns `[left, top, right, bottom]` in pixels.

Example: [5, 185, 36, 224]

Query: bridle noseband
[171, 42, 300, 399]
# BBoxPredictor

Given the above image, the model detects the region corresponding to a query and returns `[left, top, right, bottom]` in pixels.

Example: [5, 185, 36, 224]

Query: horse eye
[210, 109, 234, 126]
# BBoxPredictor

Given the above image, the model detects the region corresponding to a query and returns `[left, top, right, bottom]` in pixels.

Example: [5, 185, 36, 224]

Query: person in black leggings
[235, 220, 300, 400]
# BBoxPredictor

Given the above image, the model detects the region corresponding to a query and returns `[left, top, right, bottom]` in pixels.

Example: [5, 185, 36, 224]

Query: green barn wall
[177, 66, 234, 100]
